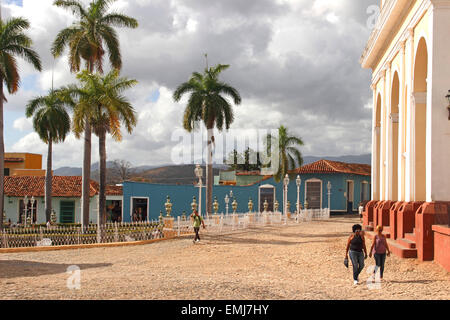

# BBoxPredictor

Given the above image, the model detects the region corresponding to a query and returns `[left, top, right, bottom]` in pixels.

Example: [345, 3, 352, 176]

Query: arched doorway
[390, 72, 400, 201]
[375, 94, 382, 200]
[413, 38, 428, 201]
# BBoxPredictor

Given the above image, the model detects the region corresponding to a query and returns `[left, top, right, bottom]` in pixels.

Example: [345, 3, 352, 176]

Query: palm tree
[26, 90, 71, 222]
[173, 64, 241, 216]
[0, 17, 42, 230]
[64, 70, 137, 224]
[51, 0, 138, 226]
[266, 125, 304, 183]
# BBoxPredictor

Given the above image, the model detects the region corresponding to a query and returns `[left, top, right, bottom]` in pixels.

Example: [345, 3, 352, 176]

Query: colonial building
[360, 0, 450, 271]
[122, 160, 371, 221]
[3, 176, 123, 224]
[4, 153, 46, 177]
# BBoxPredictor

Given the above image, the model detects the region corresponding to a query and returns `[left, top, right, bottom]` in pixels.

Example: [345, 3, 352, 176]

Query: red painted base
[363, 200, 450, 268]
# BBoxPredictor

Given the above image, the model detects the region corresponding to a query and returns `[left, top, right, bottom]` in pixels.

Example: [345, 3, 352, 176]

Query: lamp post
[194, 164, 203, 217]
[283, 174, 289, 216]
[23, 195, 28, 226]
[30, 196, 36, 225]
[224, 194, 229, 215]
[327, 181, 332, 210]
[296, 175, 301, 213]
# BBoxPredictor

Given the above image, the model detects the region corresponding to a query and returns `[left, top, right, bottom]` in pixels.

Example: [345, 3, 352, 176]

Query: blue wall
[122, 173, 371, 221]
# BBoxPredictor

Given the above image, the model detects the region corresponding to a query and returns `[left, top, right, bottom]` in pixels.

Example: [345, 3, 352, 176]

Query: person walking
[345, 224, 368, 285]
[358, 202, 364, 223]
[369, 225, 391, 282]
[191, 209, 206, 243]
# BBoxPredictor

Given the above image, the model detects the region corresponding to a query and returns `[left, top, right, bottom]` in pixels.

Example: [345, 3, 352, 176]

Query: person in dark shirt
[345, 224, 368, 285]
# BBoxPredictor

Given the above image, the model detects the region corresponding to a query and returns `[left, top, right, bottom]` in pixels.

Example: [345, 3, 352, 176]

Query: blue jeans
[374, 253, 386, 278]
[349, 250, 365, 281]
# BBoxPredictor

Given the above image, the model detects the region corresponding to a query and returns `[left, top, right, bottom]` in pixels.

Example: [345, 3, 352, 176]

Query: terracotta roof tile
[105, 185, 123, 196]
[291, 160, 371, 176]
[4, 176, 123, 197]
[5, 157, 24, 163]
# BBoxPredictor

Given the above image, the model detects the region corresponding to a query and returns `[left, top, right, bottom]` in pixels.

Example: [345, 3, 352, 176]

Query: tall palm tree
[266, 125, 304, 183]
[64, 70, 137, 224]
[0, 17, 42, 230]
[51, 0, 138, 226]
[173, 64, 241, 216]
[26, 90, 71, 222]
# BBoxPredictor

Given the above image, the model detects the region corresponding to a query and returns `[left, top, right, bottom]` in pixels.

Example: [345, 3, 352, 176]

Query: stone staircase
[365, 229, 417, 259]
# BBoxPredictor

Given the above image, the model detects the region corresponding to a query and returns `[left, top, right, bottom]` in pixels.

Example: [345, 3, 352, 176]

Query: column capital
[370, 83, 377, 91]
[407, 27, 414, 40]
[399, 40, 406, 53]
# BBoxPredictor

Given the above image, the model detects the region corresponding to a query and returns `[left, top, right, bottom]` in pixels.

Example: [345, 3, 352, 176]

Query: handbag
[344, 258, 349, 268]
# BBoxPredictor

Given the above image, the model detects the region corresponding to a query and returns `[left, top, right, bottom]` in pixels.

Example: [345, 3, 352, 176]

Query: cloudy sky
[2, 0, 378, 168]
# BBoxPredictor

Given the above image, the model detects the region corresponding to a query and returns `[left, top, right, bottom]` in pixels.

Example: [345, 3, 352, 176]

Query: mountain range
[54, 154, 371, 185]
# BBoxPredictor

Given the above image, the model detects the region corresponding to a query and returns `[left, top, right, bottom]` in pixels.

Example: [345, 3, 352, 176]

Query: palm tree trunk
[0, 79, 5, 231]
[82, 61, 94, 227]
[81, 122, 92, 226]
[206, 128, 214, 217]
[45, 139, 53, 222]
[99, 130, 107, 225]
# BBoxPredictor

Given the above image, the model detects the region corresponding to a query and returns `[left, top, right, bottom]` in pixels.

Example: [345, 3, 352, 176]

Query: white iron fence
[0, 209, 330, 248]
[0, 221, 164, 249]
[175, 209, 331, 236]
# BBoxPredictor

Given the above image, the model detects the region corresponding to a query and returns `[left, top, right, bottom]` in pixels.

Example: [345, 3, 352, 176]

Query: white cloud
[13, 117, 33, 132]
[2, 0, 377, 169]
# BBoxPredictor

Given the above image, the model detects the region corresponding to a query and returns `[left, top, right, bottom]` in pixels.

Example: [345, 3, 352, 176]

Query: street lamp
[194, 164, 203, 217]
[283, 174, 289, 216]
[327, 181, 332, 210]
[224, 194, 229, 215]
[23, 195, 28, 226]
[30, 196, 36, 225]
[296, 175, 301, 213]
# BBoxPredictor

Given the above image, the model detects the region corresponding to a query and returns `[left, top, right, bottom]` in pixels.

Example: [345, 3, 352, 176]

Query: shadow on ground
[200, 233, 330, 246]
[0, 260, 112, 279]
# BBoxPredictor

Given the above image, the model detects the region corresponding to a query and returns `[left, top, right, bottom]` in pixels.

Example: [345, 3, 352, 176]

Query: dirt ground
[0, 216, 449, 300]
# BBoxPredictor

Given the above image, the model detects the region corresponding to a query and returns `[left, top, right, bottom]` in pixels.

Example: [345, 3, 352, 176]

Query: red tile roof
[5, 157, 24, 163]
[291, 160, 371, 176]
[4, 176, 123, 197]
[105, 185, 123, 196]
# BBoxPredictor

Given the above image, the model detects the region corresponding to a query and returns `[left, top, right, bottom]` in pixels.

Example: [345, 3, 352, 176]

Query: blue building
[121, 160, 371, 222]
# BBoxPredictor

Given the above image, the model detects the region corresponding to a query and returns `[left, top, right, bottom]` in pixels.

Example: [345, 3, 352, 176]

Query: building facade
[4, 153, 46, 177]
[3, 176, 122, 224]
[360, 0, 450, 270]
[122, 160, 371, 222]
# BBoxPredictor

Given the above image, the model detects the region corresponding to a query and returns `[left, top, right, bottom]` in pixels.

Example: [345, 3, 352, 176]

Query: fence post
[97, 223, 101, 244]
[177, 216, 180, 237]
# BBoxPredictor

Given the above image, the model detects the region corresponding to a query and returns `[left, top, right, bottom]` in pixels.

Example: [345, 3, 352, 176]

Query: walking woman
[369, 225, 391, 281]
[345, 224, 368, 285]
[190, 210, 206, 243]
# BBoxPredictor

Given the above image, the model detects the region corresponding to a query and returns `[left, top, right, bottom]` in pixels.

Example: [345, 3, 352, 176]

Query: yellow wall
[5, 153, 44, 176]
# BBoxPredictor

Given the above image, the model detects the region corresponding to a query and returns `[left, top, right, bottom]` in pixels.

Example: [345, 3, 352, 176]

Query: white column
[371, 83, 379, 200]
[428, 2, 450, 202]
[405, 28, 414, 202]
[398, 41, 406, 201]
[384, 65, 392, 201]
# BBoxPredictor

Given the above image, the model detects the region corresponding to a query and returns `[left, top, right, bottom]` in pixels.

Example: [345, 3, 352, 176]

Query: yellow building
[360, 0, 450, 269]
[4, 153, 46, 177]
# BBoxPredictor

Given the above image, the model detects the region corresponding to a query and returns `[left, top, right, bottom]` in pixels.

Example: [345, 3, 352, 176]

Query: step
[387, 238, 417, 259]
[405, 232, 416, 242]
[397, 238, 416, 249]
